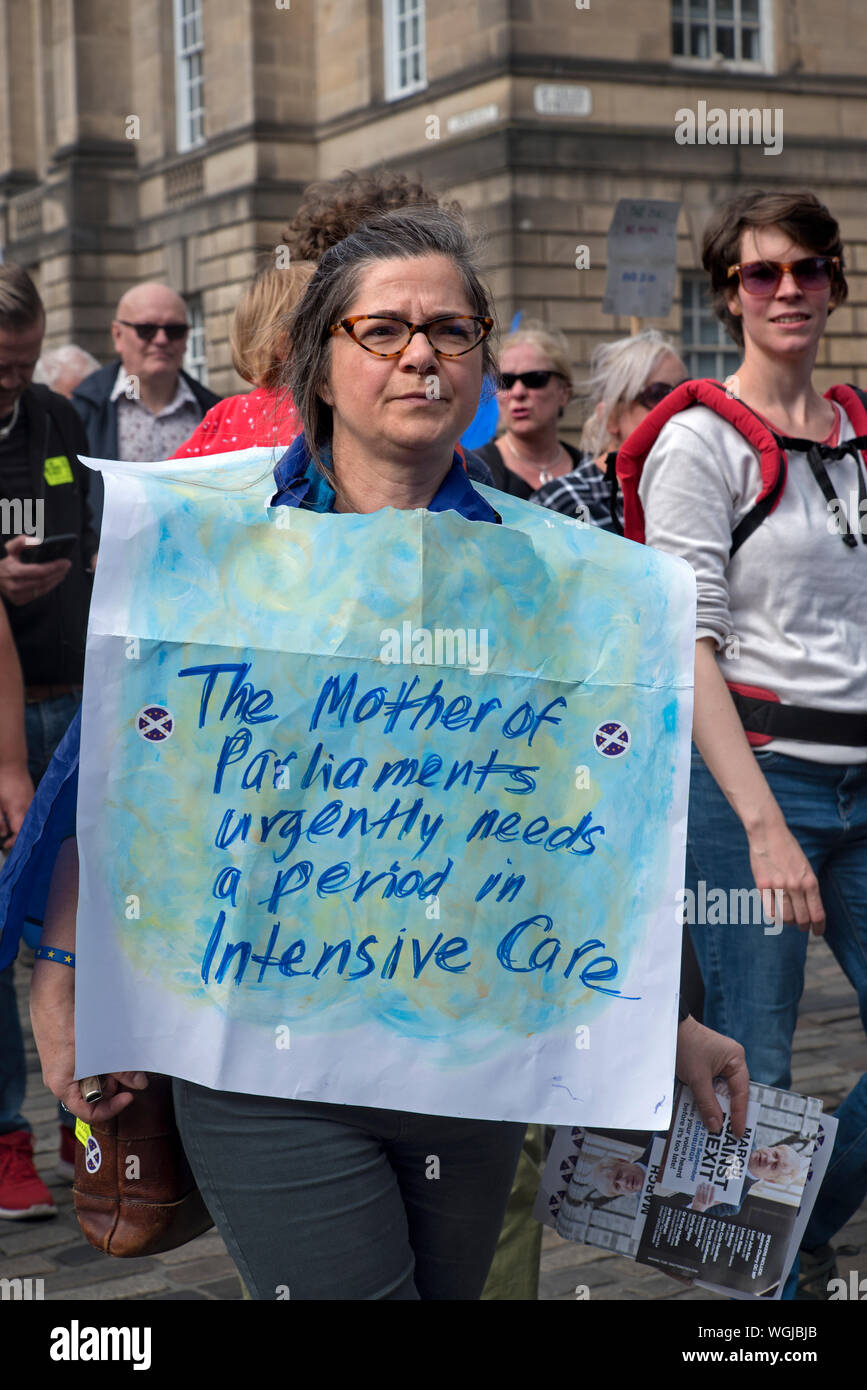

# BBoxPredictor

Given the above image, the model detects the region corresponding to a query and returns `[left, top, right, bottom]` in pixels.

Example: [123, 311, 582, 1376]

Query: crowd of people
[0, 168, 864, 1301]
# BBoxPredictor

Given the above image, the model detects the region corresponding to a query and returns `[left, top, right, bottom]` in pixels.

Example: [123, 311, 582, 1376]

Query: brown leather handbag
[73, 1073, 214, 1256]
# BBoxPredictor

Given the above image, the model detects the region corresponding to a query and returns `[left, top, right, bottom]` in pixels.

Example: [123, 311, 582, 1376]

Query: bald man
[72, 282, 220, 527]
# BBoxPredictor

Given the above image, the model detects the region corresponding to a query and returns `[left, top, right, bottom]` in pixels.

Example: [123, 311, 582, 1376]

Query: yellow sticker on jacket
[75, 1117, 92, 1146]
[44, 455, 74, 485]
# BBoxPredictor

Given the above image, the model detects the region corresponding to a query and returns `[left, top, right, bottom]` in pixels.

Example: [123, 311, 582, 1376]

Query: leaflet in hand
[534, 1081, 823, 1297]
[660, 1081, 759, 1209]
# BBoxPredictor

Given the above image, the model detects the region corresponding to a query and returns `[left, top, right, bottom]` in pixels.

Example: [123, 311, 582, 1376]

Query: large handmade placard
[74, 449, 695, 1127]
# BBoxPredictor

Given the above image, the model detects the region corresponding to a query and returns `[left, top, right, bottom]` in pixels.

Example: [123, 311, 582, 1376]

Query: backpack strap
[727, 681, 867, 747]
[616, 379, 786, 549]
[826, 382, 867, 438]
[769, 385, 867, 549]
[731, 386, 867, 550]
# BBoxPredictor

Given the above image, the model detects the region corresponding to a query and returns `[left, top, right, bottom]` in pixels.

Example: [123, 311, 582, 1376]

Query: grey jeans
[172, 1079, 526, 1300]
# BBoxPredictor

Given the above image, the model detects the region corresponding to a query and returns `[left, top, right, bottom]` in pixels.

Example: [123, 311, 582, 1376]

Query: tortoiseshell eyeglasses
[329, 314, 493, 358]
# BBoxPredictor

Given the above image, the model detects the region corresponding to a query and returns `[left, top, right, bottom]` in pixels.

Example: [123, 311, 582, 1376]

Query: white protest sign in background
[603, 198, 681, 319]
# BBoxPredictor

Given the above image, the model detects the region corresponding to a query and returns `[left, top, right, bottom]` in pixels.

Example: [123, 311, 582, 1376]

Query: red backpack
[615, 379, 867, 747]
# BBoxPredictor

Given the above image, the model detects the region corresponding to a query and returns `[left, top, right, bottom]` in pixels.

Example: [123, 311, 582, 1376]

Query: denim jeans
[686, 747, 867, 1262]
[23, 691, 82, 787]
[0, 964, 29, 1136]
[0, 693, 80, 1135]
[172, 1080, 525, 1300]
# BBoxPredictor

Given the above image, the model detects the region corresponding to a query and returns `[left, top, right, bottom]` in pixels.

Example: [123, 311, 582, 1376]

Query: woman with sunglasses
[473, 322, 577, 498]
[638, 190, 867, 1297]
[9, 205, 747, 1300]
[533, 330, 686, 530]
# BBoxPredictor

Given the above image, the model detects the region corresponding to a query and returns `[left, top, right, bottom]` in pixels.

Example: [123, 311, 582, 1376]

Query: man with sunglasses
[72, 282, 220, 529]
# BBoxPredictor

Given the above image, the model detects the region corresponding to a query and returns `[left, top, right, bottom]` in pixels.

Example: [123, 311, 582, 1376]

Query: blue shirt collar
[272, 436, 337, 511]
[272, 433, 500, 525]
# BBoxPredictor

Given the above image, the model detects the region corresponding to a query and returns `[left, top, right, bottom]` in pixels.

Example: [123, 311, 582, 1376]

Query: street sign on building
[533, 84, 592, 117]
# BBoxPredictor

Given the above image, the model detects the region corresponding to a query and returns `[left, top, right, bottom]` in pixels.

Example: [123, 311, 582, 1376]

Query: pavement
[3, 934, 864, 1302]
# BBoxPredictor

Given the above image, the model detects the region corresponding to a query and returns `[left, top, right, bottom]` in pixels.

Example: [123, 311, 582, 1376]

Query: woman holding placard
[5, 205, 747, 1299]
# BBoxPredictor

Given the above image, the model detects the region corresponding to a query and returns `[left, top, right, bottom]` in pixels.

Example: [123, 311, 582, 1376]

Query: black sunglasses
[634, 380, 684, 410]
[116, 320, 189, 342]
[498, 370, 569, 391]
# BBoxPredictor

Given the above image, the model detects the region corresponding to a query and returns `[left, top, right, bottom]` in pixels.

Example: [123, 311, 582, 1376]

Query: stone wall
[0, 0, 864, 400]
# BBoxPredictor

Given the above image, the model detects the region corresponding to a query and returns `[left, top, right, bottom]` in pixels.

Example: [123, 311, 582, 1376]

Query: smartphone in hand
[20, 533, 78, 564]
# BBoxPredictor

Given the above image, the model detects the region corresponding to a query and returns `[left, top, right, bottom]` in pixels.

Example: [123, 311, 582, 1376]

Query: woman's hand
[747, 817, 826, 935]
[30, 956, 148, 1122]
[692, 639, 826, 935]
[0, 761, 34, 849]
[59, 1073, 150, 1126]
[675, 1014, 749, 1136]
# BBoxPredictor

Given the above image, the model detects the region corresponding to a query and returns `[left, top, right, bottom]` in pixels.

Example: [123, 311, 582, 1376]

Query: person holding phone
[0, 262, 97, 1218]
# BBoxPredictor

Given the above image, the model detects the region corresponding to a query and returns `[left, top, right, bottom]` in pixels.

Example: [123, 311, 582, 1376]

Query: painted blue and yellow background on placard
[74, 448, 694, 1126]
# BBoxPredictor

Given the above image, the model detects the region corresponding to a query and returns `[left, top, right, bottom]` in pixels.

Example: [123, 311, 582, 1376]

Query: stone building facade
[1, 0, 865, 426]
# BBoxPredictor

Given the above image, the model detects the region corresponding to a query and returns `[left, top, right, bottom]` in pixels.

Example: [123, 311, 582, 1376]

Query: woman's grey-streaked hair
[281, 204, 498, 475]
[579, 329, 682, 456]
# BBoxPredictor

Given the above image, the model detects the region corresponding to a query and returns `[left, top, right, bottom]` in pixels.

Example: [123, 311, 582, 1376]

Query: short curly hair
[281, 167, 464, 263]
[702, 189, 848, 349]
